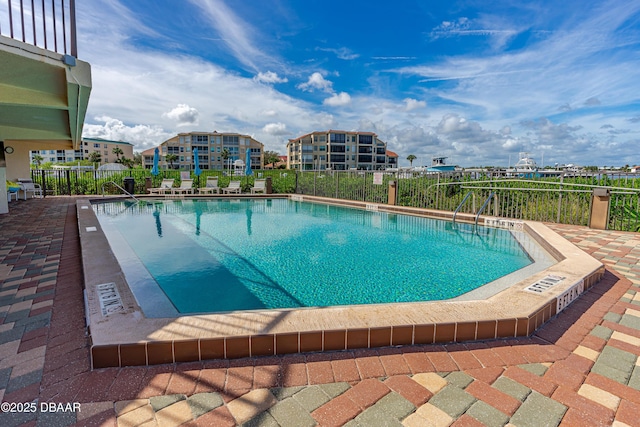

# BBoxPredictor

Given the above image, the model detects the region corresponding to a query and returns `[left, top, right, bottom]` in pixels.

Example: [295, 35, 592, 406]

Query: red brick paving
[504, 366, 558, 397]
[543, 360, 587, 391]
[402, 349, 436, 374]
[552, 386, 615, 426]
[306, 360, 335, 384]
[615, 400, 640, 426]
[343, 377, 390, 409]
[465, 380, 522, 416]
[354, 355, 386, 379]
[452, 414, 487, 426]
[3, 200, 640, 426]
[383, 375, 432, 406]
[466, 366, 505, 384]
[312, 393, 362, 427]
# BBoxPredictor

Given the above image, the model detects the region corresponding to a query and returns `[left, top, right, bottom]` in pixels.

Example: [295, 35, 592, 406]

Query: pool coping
[77, 195, 604, 368]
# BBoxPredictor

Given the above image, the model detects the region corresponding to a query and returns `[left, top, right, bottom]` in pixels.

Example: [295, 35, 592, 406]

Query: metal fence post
[556, 174, 564, 223]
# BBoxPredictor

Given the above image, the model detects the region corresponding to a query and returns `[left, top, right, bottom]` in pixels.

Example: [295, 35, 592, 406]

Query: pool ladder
[452, 191, 495, 228]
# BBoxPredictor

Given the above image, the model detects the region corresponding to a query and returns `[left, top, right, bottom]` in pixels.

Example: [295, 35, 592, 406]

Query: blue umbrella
[151, 147, 159, 176]
[245, 148, 253, 176]
[193, 147, 202, 176]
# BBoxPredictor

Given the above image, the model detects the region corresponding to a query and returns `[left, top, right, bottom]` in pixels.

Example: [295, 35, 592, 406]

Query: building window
[104, 144, 108, 148]
[223, 135, 239, 145]
[330, 133, 346, 143]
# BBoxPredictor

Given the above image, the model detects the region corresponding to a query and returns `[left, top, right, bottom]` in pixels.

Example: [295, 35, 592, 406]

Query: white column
[0, 167, 8, 214]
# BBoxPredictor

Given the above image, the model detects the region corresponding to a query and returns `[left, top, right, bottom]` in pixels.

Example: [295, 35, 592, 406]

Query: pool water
[93, 199, 533, 314]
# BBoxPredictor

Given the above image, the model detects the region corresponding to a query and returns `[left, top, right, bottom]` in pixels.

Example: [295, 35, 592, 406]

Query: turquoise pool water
[93, 199, 533, 314]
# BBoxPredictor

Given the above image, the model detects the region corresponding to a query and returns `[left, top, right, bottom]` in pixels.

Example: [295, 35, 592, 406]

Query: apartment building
[150, 132, 264, 171]
[287, 131, 395, 170]
[30, 137, 134, 165]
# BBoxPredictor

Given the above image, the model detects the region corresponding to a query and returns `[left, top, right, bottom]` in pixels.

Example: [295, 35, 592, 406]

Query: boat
[506, 152, 539, 178]
[426, 156, 456, 172]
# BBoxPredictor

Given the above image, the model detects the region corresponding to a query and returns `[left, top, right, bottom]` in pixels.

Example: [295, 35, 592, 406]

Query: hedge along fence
[295, 171, 640, 232]
[29, 168, 297, 196]
[30, 168, 640, 231]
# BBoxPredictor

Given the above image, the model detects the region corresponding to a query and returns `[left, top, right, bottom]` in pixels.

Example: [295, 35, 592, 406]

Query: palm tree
[407, 154, 417, 167]
[112, 147, 124, 163]
[32, 154, 44, 168]
[165, 154, 178, 170]
[88, 152, 101, 164]
[121, 157, 134, 168]
[221, 148, 230, 170]
[264, 151, 281, 169]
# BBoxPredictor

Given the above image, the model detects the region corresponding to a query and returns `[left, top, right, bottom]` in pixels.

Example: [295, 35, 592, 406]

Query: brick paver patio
[1, 197, 639, 426]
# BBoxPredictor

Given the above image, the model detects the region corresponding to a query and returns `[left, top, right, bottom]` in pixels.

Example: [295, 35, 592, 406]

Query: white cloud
[323, 92, 351, 107]
[187, 0, 275, 71]
[163, 104, 200, 126]
[316, 47, 359, 60]
[297, 72, 334, 93]
[254, 71, 288, 84]
[262, 122, 289, 135]
[403, 98, 426, 111]
[83, 116, 173, 150]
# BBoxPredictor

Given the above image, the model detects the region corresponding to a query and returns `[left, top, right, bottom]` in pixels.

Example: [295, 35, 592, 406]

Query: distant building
[30, 137, 134, 165]
[386, 150, 399, 168]
[152, 132, 264, 171]
[287, 130, 394, 170]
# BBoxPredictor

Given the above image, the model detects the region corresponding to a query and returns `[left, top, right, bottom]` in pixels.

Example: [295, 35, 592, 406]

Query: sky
[75, 0, 640, 168]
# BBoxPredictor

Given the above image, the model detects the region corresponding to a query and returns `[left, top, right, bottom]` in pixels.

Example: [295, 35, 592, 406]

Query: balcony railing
[0, 0, 77, 57]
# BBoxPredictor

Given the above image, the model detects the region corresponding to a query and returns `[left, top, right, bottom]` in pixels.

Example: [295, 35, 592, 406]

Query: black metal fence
[29, 168, 640, 232]
[294, 170, 640, 232]
[29, 168, 296, 196]
[0, 0, 77, 57]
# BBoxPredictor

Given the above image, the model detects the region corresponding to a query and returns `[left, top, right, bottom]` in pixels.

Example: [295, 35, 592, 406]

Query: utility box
[589, 187, 610, 230]
[265, 177, 273, 194]
[388, 180, 397, 205]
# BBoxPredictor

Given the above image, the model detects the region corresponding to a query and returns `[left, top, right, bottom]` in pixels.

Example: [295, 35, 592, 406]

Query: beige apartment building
[287, 130, 397, 170]
[30, 137, 134, 165]
[148, 132, 264, 171]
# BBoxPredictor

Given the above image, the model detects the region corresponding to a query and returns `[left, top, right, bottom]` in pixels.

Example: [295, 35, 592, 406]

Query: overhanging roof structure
[0, 35, 91, 149]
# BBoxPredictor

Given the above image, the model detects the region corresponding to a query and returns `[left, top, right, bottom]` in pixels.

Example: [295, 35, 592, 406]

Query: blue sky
[76, 0, 640, 167]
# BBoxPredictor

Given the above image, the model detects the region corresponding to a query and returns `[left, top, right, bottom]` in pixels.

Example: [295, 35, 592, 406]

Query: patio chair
[198, 176, 220, 194]
[7, 189, 19, 202]
[148, 178, 174, 194]
[172, 179, 194, 195]
[17, 179, 43, 200]
[222, 180, 242, 194]
[251, 179, 266, 194]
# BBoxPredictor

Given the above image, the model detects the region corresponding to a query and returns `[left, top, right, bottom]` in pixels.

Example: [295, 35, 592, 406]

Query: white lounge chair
[198, 176, 220, 194]
[251, 179, 266, 194]
[17, 179, 43, 199]
[222, 180, 241, 194]
[148, 179, 174, 194]
[172, 179, 194, 194]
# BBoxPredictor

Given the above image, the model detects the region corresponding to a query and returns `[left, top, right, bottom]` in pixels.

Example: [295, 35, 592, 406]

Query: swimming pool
[80, 196, 604, 367]
[93, 198, 535, 315]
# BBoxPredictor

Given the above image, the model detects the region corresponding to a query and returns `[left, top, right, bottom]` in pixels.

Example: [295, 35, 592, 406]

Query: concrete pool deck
[78, 196, 603, 369]
[1, 196, 639, 426]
